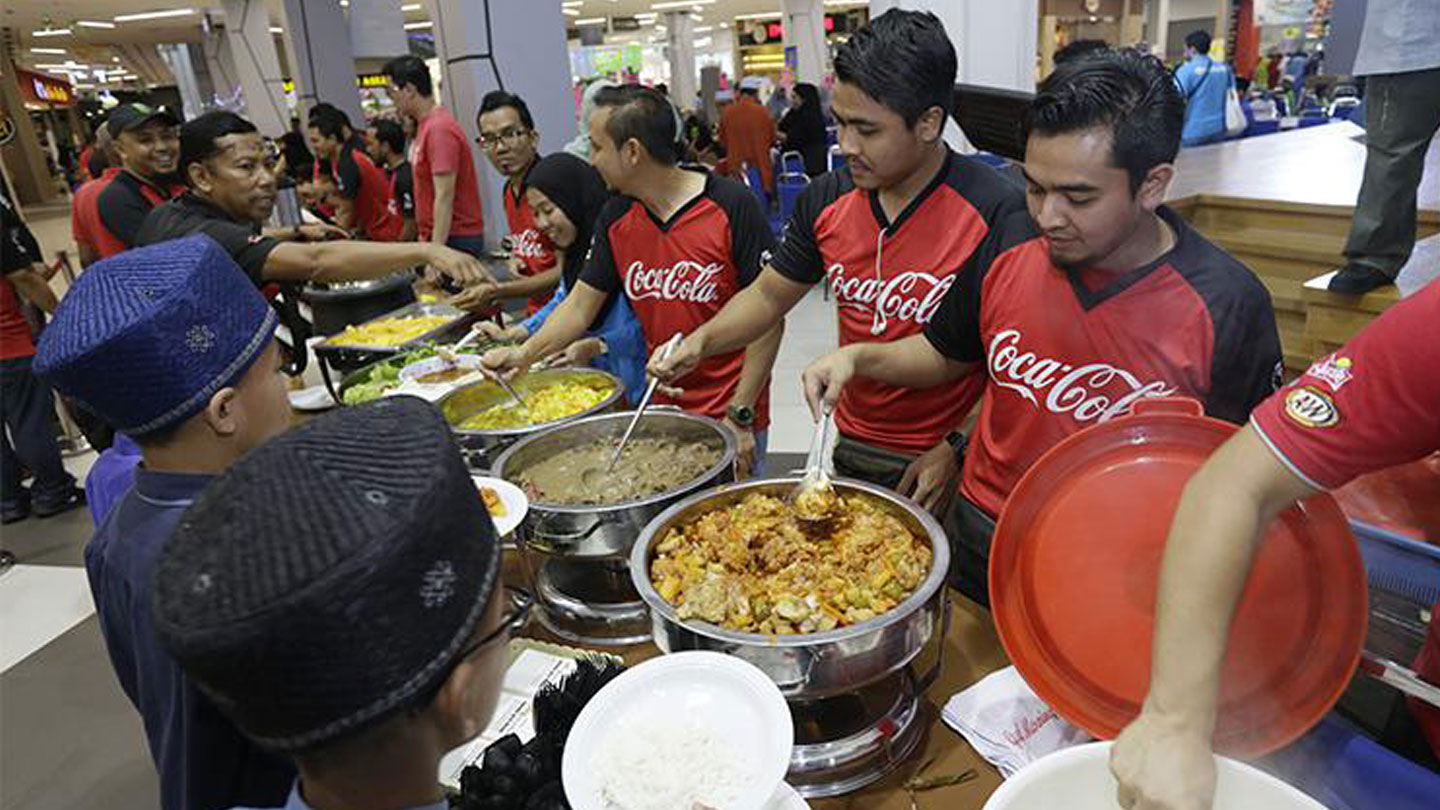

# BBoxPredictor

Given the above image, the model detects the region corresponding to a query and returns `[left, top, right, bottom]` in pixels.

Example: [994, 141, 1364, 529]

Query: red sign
[18, 70, 75, 106]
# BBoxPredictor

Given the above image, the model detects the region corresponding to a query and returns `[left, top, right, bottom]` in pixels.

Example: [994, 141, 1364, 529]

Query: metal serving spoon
[790, 405, 838, 523]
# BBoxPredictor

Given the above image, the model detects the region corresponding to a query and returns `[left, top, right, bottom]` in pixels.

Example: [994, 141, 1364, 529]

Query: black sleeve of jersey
[715, 180, 778, 288]
[578, 198, 632, 295]
[189, 220, 281, 285]
[396, 164, 415, 216]
[770, 172, 844, 285]
[335, 150, 362, 200]
[97, 181, 151, 249]
[923, 205, 1037, 363]
[1205, 276, 1283, 423]
[1, 192, 41, 272]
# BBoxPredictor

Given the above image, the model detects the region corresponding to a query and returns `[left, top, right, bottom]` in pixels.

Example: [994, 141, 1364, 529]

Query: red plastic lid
[990, 398, 1368, 756]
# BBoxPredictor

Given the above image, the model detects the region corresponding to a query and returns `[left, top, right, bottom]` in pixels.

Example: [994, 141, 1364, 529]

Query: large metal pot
[437, 368, 624, 469]
[493, 410, 737, 559]
[630, 478, 950, 700]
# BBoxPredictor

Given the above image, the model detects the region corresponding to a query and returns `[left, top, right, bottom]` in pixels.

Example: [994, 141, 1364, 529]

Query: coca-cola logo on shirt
[826, 263, 955, 335]
[625, 260, 723, 304]
[510, 228, 547, 259]
[988, 329, 1176, 423]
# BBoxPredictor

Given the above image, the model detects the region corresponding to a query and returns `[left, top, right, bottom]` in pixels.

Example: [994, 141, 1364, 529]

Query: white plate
[287, 384, 338, 412]
[471, 476, 527, 537]
[982, 742, 1327, 810]
[563, 651, 794, 810]
[764, 782, 811, 810]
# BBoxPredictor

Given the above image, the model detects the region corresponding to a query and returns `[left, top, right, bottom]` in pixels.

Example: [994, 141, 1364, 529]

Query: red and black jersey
[385, 160, 415, 219]
[86, 170, 184, 259]
[771, 150, 1027, 455]
[580, 172, 776, 428]
[71, 167, 122, 260]
[503, 177, 557, 314]
[331, 142, 402, 241]
[925, 206, 1282, 517]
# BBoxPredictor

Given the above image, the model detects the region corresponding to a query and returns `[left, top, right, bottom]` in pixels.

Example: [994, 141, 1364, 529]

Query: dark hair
[307, 105, 352, 143]
[180, 111, 259, 177]
[478, 90, 535, 131]
[1185, 30, 1212, 54]
[739, 86, 759, 97]
[1023, 48, 1184, 194]
[381, 55, 432, 97]
[373, 119, 406, 156]
[832, 9, 956, 126]
[1053, 39, 1110, 65]
[591, 85, 681, 166]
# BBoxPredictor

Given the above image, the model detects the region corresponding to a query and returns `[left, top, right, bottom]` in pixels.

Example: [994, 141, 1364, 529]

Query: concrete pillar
[219, 0, 290, 136]
[869, 0, 1038, 91]
[281, 0, 364, 124]
[349, 0, 408, 60]
[160, 43, 215, 121]
[665, 12, 698, 113]
[0, 36, 56, 204]
[1150, 0, 1172, 61]
[427, 0, 574, 247]
[781, 0, 827, 86]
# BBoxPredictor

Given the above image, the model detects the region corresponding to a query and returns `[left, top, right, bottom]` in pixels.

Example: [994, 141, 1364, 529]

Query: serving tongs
[606, 332, 683, 474]
[790, 405, 838, 524]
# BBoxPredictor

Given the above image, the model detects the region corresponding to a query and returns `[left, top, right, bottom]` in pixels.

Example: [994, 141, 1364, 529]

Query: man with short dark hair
[1053, 38, 1110, 66]
[454, 90, 558, 315]
[653, 9, 1028, 508]
[33, 237, 297, 810]
[81, 104, 186, 261]
[1175, 29, 1233, 147]
[307, 105, 402, 240]
[484, 85, 782, 478]
[381, 55, 486, 258]
[371, 119, 417, 242]
[155, 397, 513, 810]
[802, 48, 1281, 604]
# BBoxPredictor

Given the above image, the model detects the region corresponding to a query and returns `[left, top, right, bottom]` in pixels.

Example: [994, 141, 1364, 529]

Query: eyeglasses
[458, 586, 533, 661]
[475, 127, 532, 150]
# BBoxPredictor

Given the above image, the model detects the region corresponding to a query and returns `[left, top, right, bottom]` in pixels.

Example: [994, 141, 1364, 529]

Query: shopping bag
[1225, 86, 1248, 137]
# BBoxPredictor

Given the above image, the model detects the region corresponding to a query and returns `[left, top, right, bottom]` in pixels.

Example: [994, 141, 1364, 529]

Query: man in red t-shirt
[1111, 278, 1440, 810]
[803, 49, 1280, 604]
[452, 91, 559, 316]
[653, 10, 1027, 509]
[76, 104, 185, 263]
[73, 166, 121, 268]
[382, 56, 485, 259]
[307, 106, 402, 241]
[483, 86, 782, 477]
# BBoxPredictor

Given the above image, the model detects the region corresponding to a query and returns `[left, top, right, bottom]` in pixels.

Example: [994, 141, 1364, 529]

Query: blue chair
[742, 165, 769, 211]
[781, 150, 805, 176]
[775, 171, 808, 231]
[827, 145, 843, 173]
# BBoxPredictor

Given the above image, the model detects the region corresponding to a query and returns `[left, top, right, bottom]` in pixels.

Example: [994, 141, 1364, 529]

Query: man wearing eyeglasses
[454, 91, 560, 316]
[154, 397, 523, 810]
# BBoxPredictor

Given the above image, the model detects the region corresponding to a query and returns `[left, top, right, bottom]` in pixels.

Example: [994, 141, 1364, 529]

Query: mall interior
[1, 1, 1438, 810]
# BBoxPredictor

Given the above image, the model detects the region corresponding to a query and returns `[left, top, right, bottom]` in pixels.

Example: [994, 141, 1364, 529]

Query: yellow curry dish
[458, 379, 615, 430]
[327, 315, 453, 348]
[649, 492, 932, 635]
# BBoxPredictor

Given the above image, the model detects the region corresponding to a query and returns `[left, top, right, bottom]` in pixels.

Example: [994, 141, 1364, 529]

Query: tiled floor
[0, 206, 840, 810]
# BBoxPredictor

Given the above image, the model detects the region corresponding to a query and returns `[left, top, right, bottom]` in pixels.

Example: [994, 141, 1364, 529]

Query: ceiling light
[719, 21, 728, 28]
[574, 17, 606, 25]
[562, 0, 585, 6]
[31, 47, 67, 54]
[340, 1, 349, 6]
[34, 28, 72, 37]
[403, 20, 432, 29]
[114, 9, 195, 22]
[112, 56, 122, 62]
[78, 20, 117, 29]
[563, 8, 580, 16]
[75, 83, 96, 89]
[636, 12, 657, 20]
[651, 0, 713, 9]
[121, 74, 140, 81]
[693, 25, 712, 32]
[694, 36, 712, 47]
[401, 3, 423, 9]
[270, 26, 283, 34]
[735, 12, 781, 20]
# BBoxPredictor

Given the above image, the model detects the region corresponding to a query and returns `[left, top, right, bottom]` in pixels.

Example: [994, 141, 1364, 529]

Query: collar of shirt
[132, 467, 214, 508]
[275, 784, 448, 810]
[176, 192, 253, 227]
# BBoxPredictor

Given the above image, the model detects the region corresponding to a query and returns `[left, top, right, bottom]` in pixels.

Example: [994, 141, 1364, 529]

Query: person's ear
[188, 160, 212, 194]
[1136, 163, 1175, 212]
[432, 659, 486, 740]
[622, 138, 642, 168]
[915, 106, 946, 145]
[201, 387, 241, 438]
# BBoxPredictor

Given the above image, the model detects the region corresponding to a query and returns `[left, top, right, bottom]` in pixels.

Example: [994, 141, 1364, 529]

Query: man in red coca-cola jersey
[803, 49, 1281, 605]
[482, 85, 782, 478]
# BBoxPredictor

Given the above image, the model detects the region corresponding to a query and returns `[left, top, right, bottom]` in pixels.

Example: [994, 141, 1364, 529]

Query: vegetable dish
[459, 379, 614, 430]
[327, 315, 452, 348]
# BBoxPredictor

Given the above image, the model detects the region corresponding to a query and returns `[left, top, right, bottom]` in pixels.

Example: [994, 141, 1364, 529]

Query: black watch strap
[727, 404, 756, 428]
[945, 430, 968, 458]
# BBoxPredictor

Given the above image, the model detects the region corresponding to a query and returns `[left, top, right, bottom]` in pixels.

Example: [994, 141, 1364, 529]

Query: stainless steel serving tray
[313, 301, 474, 354]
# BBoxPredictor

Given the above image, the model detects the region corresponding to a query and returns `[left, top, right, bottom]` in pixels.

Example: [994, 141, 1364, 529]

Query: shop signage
[17, 70, 75, 106]
[282, 73, 390, 93]
[0, 115, 14, 147]
[740, 14, 840, 47]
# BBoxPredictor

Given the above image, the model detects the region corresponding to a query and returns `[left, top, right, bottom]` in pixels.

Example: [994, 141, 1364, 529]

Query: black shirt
[135, 193, 282, 285]
[96, 171, 180, 254]
[386, 160, 415, 218]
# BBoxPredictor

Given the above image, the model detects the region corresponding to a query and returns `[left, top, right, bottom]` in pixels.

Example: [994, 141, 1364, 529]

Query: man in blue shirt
[33, 236, 297, 810]
[155, 398, 513, 810]
[1174, 30, 1232, 147]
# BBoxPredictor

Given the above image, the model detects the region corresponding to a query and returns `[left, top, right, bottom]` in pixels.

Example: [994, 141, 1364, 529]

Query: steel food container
[630, 478, 950, 699]
[313, 301, 474, 354]
[438, 368, 625, 468]
[493, 410, 737, 559]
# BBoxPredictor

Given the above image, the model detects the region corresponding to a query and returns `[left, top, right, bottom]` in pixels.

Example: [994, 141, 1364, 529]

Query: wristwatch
[945, 430, 968, 461]
[726, 404, 756, 429]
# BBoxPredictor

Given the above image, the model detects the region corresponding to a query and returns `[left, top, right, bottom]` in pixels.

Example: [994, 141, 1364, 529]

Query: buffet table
[503, 552, 1013, 810]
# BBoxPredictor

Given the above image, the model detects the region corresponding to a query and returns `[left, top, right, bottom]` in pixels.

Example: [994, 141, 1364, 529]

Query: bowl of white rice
[562, 651, 794, 810]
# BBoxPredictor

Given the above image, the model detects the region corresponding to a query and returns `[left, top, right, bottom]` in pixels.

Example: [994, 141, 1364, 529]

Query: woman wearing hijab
[474, 153, 647, 403]
[778, 83, 828, 178]
[564, 80, 617, 162]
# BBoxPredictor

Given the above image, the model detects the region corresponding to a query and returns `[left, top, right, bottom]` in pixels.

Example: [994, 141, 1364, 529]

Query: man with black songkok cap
[33, 235, 297, 810]
[156, 397, 516, 810]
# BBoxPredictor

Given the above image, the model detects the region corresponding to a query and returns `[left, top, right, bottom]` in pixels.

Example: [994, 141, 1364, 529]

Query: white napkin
[941, 665, 1092, 778]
